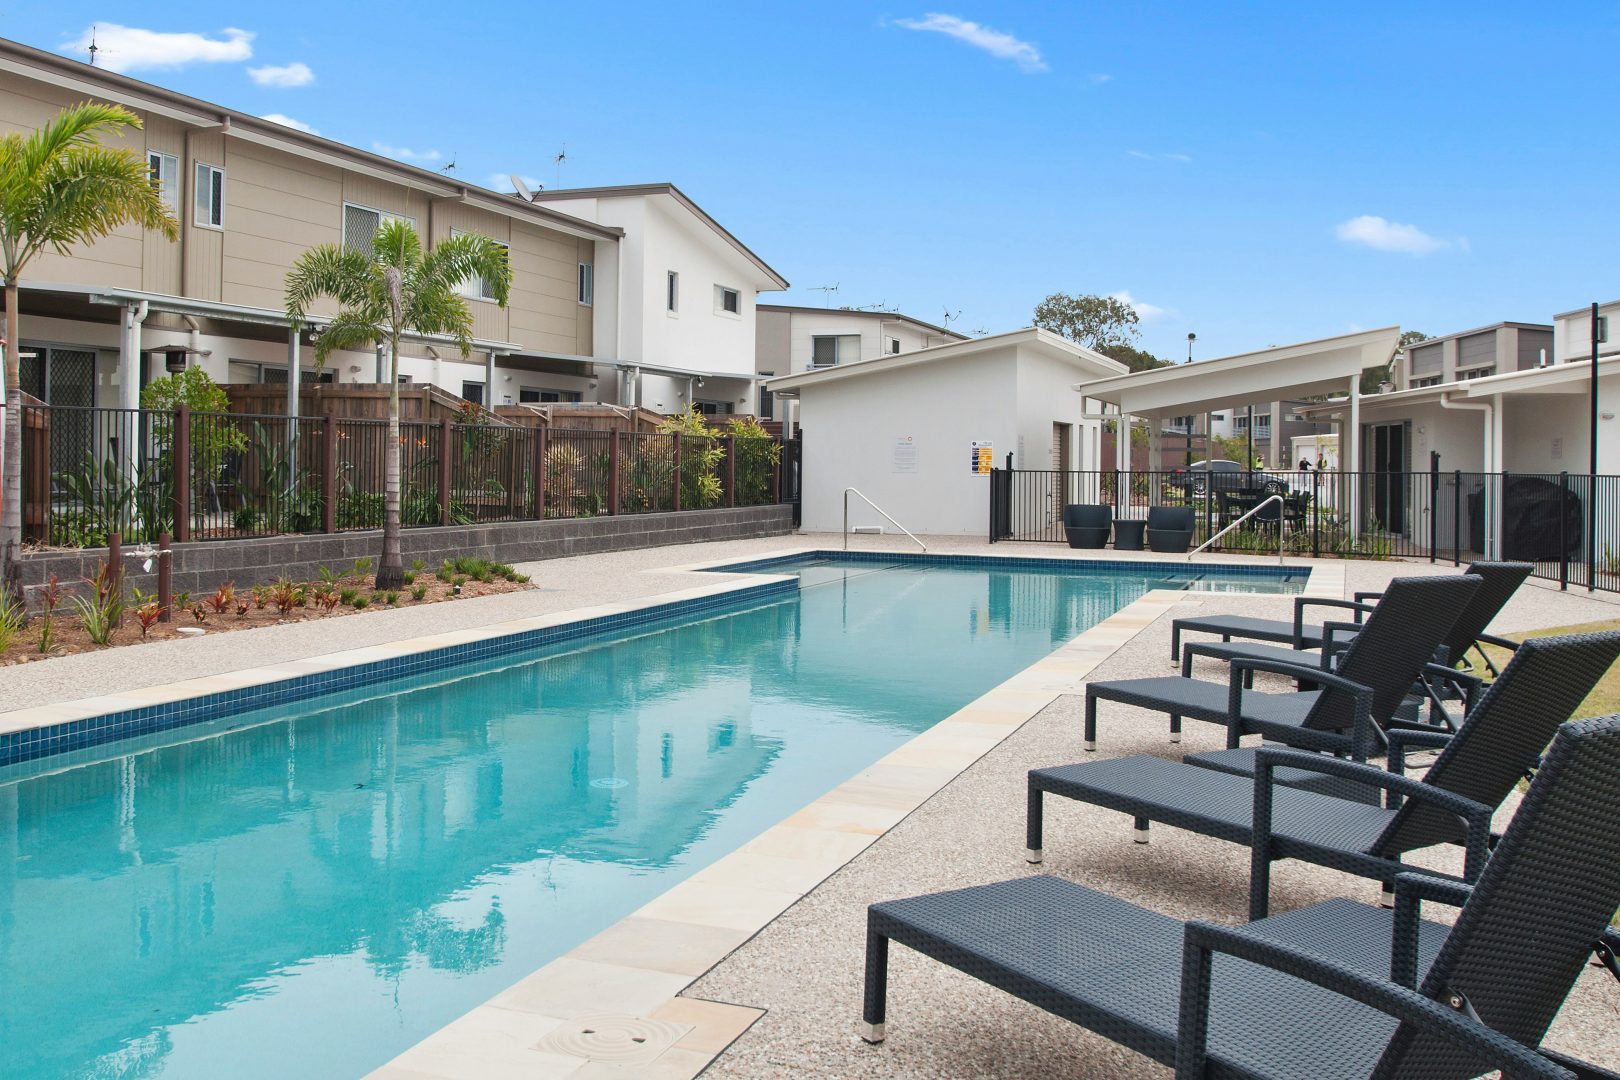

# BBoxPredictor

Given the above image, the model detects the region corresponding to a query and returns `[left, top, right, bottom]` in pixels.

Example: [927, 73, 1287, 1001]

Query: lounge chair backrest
[1373, 631, 1620, 855]
[1300, 575, 1481, 738]
[1374, 715, 1620, 1077]
[1441, 561, 1533, 664]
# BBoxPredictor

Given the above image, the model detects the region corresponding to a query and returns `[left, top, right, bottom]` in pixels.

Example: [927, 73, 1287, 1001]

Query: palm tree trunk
[376, 338, 405, 591]
[2, 278, 22, 605]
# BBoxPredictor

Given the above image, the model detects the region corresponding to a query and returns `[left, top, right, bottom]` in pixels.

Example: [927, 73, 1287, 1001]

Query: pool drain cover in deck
[536, 1014, 689, 1064]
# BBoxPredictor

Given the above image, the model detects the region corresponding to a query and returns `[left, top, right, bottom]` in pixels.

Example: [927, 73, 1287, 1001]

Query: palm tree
[0, 102, 178, 602]
[285, 219, 510, 589]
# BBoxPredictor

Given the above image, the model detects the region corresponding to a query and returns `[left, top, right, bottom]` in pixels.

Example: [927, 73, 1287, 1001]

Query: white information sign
[893, 434, 918, 473]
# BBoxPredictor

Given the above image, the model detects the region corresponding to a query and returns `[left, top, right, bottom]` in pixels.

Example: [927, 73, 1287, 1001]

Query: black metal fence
[990, 465, 1620, 593]
[18, 404, 795, 548]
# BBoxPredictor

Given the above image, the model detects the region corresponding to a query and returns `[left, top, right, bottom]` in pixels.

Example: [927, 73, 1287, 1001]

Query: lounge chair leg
[1134, 816, 1151, 844]
[1084, 693, 1098, 751]
[1169, 715, 1182, 743]
[861, 924, 889, 1043]
[1379, 881, 1395, 908]
[1026, 783, 1044, 863]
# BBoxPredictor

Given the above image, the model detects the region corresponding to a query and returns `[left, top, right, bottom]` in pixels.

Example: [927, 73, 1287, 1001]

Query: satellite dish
[508, 174, 534, 201]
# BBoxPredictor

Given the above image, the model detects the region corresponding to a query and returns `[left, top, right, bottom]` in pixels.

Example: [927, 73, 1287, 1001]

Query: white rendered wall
[797, 353, 1019, 536]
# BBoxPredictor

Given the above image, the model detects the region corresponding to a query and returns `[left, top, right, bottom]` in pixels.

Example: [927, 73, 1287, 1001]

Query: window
[1456, 366, 1495, 381]
[450, 229, 509, 301]
[888, 337, 902, 355]
[578, 262, 593, 306]
[194, 162, 224, 228]
[519, 387, 583, 403]
[148, 151, 179, 216]
[1410, 376, 1442, 388]
[694, 399, 735, 415]
[667, 271, 679, 312]
[343, 203, 415, 254]
[811, 334, 861, 367]
[461, 381, 484, 406]
[758, 386, 774, 416]
[715, 285, 740, 315]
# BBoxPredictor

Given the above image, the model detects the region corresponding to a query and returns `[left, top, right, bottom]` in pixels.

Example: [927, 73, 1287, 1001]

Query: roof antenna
[942, 308, 962, 328]
[439, 155, 457, 174]
[808, 284, 839, 307]
[553, 145, 567, 190]
[86, 26, 101, 66]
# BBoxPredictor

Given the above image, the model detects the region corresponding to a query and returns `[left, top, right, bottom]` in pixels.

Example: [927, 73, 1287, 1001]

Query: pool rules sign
[971, 440, 993, 475]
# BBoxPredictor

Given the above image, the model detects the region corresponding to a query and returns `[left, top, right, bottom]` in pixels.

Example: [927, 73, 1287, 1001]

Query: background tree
[285, 220, 510, 589]
[0, 102, 177, 602]
[1033, 292, 1169, 371]
[1360, 329, 1429, 394]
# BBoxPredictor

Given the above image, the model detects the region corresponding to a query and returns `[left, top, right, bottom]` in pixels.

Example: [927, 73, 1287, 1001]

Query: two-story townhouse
[529, 184, 789, 417]
[752, 304, 965, 425]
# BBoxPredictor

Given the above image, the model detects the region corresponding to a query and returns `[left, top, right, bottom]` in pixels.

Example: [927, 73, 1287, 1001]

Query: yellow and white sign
[970, 440, 993, 475]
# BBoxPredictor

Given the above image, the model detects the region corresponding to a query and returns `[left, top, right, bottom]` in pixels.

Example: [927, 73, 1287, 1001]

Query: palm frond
[420, 231, 511, 308]
[407, 290, 476, 357]
[284, 244, 379, 326]
[371, 218, 422, 273]
[310, 313, 382, 364]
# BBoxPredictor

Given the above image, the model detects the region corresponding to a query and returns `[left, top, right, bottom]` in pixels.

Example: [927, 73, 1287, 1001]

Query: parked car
[1168, 459, 1291, 497]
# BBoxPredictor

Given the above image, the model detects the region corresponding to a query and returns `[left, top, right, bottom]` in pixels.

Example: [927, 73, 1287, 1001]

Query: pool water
[0, 557, 1302, 1079]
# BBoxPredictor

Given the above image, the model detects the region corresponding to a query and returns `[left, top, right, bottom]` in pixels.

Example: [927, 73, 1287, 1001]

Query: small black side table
[1113, 519, 1146, 551]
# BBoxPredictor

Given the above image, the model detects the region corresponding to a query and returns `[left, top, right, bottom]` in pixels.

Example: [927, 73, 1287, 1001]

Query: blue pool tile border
[706, 549, 1309, 582]
[0, 578, 796, 769]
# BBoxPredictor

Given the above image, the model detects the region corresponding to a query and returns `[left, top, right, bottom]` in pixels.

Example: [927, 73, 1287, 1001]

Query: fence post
[770, 438, 781, 503]
[724, 435, 736, 508]
[173, 405, 191, 543]
[1452, 470, 1462, 568]
[1560, 471, 1569, 591]
[532, 426, 547, 519]
[1588, 471, 1598, 593]
[1311, 469, 1321, 559]
[671, 433, 682, 512]
[607, 431, 621, 515]
[322, 415, 337, 533]
[438, 419, 452, 526]
[1428, 452, 1439, 563]
[157, 532, 172, 622]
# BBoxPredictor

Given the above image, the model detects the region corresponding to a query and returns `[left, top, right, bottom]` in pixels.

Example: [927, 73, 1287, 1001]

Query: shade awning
[1074, 327, 1401, 418]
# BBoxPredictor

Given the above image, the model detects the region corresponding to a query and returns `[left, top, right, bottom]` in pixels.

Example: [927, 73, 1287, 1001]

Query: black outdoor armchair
[1062, 503, 1111, 549]
[1145, 505, 1195, 553]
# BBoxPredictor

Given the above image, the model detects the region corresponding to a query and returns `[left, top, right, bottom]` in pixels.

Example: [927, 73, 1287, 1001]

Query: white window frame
[714, 284, 741, 317]
[810, 334, 861, 368]
[887, 337, 901, 355]
[578, 262, 594, 307]
[148, 151, 179, 217]
[194, 162, 224, 229]
[667, 271, 679, 314]
[449, 228, 509, 303]
[343, 202, 416, 254]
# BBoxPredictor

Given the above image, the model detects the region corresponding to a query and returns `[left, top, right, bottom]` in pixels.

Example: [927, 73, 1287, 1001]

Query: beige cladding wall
[0, 65, 594, 358]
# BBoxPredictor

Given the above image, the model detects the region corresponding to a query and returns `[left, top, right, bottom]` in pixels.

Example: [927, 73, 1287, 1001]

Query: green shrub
[410, 558, 425, 573]
[339, 587, 358, 606]
[410, 584, 427, 601]
[452, 575, 467, 587]
[0, 593, 25, 652]
[352, 557, 373, 577]
[402, 571, 416, 586]
[351, 595, 370, 610]
[384, 591, 399, 606]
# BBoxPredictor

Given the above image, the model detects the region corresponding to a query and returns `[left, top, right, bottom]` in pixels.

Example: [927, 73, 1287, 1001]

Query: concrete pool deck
[5, 536, 1620, 1078]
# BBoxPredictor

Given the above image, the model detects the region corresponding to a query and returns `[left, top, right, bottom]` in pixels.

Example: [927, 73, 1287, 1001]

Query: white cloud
[261, 113, 317, 134]
[1111, 290, 1171, 321]
[373, 141, 442, 164]
[1089, 72, 1112, 84]
[61, 24, 253, 73]
[248, 61, 314, 87]
[1126, 149, 1192, 163]
[487, 173, 544, 194]
[1334, 215, 1449, 255]
[893, 13, 1047, 73]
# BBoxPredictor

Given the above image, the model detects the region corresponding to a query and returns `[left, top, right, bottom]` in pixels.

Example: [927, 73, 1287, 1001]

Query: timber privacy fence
[990, 464, 1620, 593]
[14, 404, 797, 549]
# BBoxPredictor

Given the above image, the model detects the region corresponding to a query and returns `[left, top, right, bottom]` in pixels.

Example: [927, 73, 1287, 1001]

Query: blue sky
[8, 3, 1618, 359]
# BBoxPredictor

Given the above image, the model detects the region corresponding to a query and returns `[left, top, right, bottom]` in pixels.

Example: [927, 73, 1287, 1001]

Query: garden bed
[0, 556, 531, 667]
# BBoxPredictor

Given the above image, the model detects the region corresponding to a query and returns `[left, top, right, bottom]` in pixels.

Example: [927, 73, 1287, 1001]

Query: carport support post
[1115, 410, 1131, 515]
[287, 327, 301, 484]
[1269, 401, 1283, 468]
[1346, 376, 1361, 538]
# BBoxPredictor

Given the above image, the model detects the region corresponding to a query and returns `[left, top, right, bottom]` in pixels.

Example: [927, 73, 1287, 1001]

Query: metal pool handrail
[1188, 493, 1286, 565]
[844, 487, 927, 551]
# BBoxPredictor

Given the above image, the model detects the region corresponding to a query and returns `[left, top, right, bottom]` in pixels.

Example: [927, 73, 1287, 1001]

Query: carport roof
[1073, 327, 1402, 417]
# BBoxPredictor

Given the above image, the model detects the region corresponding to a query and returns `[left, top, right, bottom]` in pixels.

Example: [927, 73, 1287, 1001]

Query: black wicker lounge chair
[1062, 504, 1112, 549]
[1029, 632, 1620, 918]
[863, 715, 1620, 1080]
[1083, 575, 1481, 762]
[1169, 560, 1532, 666]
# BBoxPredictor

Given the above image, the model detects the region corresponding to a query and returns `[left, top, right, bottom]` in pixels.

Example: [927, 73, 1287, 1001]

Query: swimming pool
[0, 555, 1303, 1079]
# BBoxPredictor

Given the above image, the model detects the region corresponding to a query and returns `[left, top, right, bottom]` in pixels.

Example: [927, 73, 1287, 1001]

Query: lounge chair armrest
[1386, 728, 1453, 778]
[1352, 589, 1384, 605]
[1391, 871, 1475, 986]
[1475, 631, 1521, 651]
[1321, 620, 1363, 660]
[1176, 920, 1576, 1080]
[1423, 662, 1483, 697]
[1295, 596, 1377, 637]
[1252, 749, 1494, 881]
[1230, 659, 1376, 759]
[1539, 1049, 1620, 1080]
